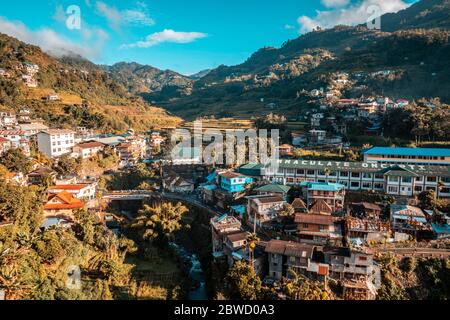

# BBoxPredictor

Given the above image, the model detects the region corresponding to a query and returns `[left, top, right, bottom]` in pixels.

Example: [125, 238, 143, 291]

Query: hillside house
[246, 195, 286, 228]
[72, 141, 105, 159]
[43, 191, 84, 218]
[301, 182, 345, 213]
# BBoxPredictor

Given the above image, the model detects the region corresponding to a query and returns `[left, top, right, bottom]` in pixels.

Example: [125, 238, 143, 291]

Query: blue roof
[300, 181, 345, 191]
[216, 214, 228, 223]
[432, 223, 450, 235]
[364, 147, 450, 157]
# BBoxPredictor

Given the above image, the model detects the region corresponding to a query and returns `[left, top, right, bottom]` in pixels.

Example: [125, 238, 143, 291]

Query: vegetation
[132, 202, 189, 247]
[225, 261, 261, 300]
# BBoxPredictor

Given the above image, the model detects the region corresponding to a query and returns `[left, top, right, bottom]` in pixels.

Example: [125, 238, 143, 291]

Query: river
[169, 242, 208, 300]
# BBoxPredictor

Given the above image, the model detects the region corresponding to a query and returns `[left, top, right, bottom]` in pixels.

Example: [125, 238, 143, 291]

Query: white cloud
[0, 16, 108, 59]
[121, 29, 208, 49]
[297, 0, 410, 34]
[284, 24, 296, 30]
[95, 1, 154, 31]
[321, 0, 351, 8]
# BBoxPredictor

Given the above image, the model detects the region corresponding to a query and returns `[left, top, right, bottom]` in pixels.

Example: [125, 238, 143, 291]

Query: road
[371, 247, 450, 258]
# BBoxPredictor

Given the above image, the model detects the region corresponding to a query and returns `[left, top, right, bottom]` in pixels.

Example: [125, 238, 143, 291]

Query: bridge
[103, 190, 153, 200]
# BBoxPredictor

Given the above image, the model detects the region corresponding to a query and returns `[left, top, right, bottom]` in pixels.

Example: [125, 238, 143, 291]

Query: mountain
[149, 0, 450, 119]
[0, 33, 181, 132]
[189, 69, 212, 80]
[381, 0, 450, 32]
[103, 62, 193, 95]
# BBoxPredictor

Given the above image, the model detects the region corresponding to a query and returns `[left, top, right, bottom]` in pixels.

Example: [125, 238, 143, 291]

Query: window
[374, 174, 384, 180]
[362, 173, 372, 179]
[414, 186, 423, 192]
[340, 171, 349, 177]
[362, 182, 371, 189]
[427, 176, 437, 183]
[441, 187, 450, 194]
[303, 224, 309, 229]
[358, 256, 367, 261]
[402, 177, 412, 183]
[374, 183, 384, 190]
[297, 169, 305, 175]
[351, 181, 360, 188]
[388, 186, 398, 193]
[351, 172, 360, 178]
[307, 170, 315, 175]
[388, 176, 399, 183]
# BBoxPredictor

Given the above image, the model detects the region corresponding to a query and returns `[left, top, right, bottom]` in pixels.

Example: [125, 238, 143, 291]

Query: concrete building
[363, 147, 450, 166]
[37, 129, 76, 158]
[300, 181, 346, 212]
[260, 159, 450, 198]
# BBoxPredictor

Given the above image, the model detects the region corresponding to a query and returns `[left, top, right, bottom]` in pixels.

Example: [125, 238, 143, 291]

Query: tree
[279, 203, 295, 219]
[225, 261, 261, 300]
[284, 270, 330, 300]
[246, 233, 260, 267]
[53, 155, 81, 177]
[417, 190, 438, 210]
[132, 202, 188, 246]
[0, 148, 32, 173]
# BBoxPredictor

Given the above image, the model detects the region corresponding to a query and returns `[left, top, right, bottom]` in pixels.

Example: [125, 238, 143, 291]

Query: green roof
[255, 184, 291, 194]
[300, 181, 345, 192]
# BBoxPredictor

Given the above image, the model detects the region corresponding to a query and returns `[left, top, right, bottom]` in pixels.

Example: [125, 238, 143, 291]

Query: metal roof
[364, 147, 450, 157]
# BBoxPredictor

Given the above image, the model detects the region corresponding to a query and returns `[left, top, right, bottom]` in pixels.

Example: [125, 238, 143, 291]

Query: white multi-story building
[37, 129, 76, 158]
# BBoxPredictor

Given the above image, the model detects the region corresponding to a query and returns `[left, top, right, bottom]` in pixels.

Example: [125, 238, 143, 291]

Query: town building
[43, 191, 84, 218]
[294, 212, 337, 245]
[363, 147, 450, 166]
[349, 202, 382, 220]
[259, 159, 450, 198]
[27, 167, 57, 185]
[300, 181, 345, 212]
[0, 137, 11, 155]
[390, 205, 428, 234]
[265, 240, 326, 280]
[72, 141, 105, 159]
[246, 195, 286, 228]
[37, 129, 76, 158]
[323, 247, 375, 281]
[18, 123, 49, 136]
[210, 214, 242, 254]
[346, 217, 391, 244]
[218, 171, 253, 193]
[254, 184, 291, 200]
[0, 130, 30, 155]
[48, 183, 97, 201]
[163, 171, 195, 193]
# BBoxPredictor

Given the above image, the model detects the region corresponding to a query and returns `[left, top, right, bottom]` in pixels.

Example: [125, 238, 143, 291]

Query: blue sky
[0, 0, 416, 75]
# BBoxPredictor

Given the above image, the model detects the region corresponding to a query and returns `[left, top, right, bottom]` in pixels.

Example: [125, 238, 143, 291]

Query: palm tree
[246, 233, 260, 268]
[132, 202, 188, 245]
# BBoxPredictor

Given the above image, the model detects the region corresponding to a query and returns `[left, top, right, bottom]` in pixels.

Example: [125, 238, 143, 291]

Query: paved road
[371, 247, 450, 258]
